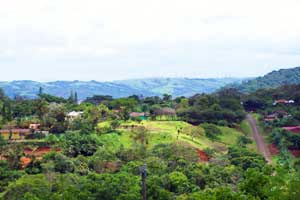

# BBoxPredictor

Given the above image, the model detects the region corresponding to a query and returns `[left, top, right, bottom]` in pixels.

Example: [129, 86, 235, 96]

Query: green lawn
[240, 120, 257, 150]
[218, 126, 243, 145]
[240, 120, 252, 136]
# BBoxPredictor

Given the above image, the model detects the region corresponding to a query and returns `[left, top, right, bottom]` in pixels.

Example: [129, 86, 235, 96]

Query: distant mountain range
[0, 78, 244, 100]
[233, 66, 300, 93]
[2, 66, 300, 100]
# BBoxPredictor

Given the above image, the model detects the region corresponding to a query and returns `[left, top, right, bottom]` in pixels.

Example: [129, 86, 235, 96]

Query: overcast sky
[1, 0, 300, 81]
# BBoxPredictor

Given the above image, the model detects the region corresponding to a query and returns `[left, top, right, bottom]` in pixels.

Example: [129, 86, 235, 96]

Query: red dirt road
[246, 114, 272, 164]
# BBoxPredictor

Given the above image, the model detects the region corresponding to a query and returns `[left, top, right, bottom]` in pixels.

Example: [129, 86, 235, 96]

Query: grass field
[98, 120, 247, 154]
[240, 120, 252, 136]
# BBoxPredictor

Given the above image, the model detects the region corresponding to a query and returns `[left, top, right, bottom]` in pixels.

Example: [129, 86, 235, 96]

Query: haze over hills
[0, 78, 244, 100]
[2, 66, 300, 100]
[233, 66, 300, 93]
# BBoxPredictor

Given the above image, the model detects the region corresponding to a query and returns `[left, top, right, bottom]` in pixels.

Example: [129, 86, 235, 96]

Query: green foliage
[201, 123, 222, 140]
[0, 161, 23, 192]
[178, 93, 245, 126]
[236, 67, 300, 93]
[62, 131, 100, 157]
[228, 147, 266, 170]
[237, 135, 253, 147]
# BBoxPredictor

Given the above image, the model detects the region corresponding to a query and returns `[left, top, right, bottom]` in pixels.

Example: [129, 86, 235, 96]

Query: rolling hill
[232, 66, 300, 93]
[0, 78, 243, 100]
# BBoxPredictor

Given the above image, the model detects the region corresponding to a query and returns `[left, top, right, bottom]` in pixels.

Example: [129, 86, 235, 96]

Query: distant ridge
[0, 78, 244, 100]
[232, 66, 300, 93]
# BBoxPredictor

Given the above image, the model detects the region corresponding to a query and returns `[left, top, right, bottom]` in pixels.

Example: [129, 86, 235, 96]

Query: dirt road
[246, 114, 272, 164]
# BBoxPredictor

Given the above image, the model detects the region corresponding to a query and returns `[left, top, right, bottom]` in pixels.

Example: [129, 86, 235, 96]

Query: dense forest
[0, 85, 300, 200]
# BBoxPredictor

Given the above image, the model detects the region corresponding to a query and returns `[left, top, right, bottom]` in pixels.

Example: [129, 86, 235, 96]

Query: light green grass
[240, 120, 252, 136]
[218, 126, 243, 145]
[240, 120, 256, 150]
[97, 120, 249, 154]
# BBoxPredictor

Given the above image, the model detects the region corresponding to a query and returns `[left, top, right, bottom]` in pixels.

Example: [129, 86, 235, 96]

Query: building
[29, 123, 40, 130]
[283, 126, 300, 134]
[264, 110, 290, 122]
[130, 112, 149, 120]
[67, 111, 84, 121]
[273, 99, 295, 106]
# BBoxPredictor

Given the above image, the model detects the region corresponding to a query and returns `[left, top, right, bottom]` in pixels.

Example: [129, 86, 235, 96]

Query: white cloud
[0, 0, 300, 80]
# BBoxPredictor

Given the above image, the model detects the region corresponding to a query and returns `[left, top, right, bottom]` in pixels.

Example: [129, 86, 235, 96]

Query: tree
[237, 135, 252, 147]
[63, 131, 100, 157]
[35, 98, 49, 119]
[38, 87, 43, 96]
[3, 144, 24, 170]
[43, 103, 67, 133]
[166, 171, 191, 194]
[239, 168, 269, 199]
[74, 92, 78, 104]
[132, 126, 149, 147]
[0, 134, 6, 152]
[53, 153, 75, 173]
[201, 124, 222, 140]
[188, 126, 204, 141]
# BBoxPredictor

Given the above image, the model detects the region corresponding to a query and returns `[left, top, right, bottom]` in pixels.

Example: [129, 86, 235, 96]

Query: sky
[1, 0, 300, 81]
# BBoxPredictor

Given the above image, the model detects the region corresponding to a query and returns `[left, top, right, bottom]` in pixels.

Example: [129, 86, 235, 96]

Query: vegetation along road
[246, 114, 272, 164]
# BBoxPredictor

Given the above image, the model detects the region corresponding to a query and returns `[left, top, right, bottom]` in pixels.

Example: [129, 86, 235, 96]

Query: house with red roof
[283, 126, 300, 134]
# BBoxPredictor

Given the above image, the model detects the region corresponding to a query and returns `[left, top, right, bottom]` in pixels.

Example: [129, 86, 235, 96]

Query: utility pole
[139, 164, 147, 200]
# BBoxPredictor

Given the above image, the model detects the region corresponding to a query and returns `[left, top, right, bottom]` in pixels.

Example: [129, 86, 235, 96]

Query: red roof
[283, 126, 300, 133]
[130, 112, 145, 117]
[276, 99, 288, 103]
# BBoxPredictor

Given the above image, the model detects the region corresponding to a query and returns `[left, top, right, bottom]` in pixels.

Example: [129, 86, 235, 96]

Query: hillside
[234, 66, 300, 93]
[0, 78, 243, 100]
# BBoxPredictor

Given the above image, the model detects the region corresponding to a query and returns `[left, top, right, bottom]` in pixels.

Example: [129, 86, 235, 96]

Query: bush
[201, 124, 222, 140]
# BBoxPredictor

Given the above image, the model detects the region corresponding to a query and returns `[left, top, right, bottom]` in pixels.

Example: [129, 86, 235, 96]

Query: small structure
[130, 112, 149, 120]
[283, 126, 300, 134]
[67, 111, 84, 121]
[273, 99, 295, 106]
[29, 123, 40, 130]
[264, 110, 290, 122]
[264, 114, 277, 122]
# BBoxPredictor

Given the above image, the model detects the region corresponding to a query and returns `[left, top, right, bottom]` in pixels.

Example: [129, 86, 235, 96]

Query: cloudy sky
[1, 0, 300, 81]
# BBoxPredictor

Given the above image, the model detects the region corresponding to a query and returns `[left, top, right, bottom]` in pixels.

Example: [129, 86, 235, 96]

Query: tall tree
[38, 87, 43, 96]
[74, 92, 78, 104]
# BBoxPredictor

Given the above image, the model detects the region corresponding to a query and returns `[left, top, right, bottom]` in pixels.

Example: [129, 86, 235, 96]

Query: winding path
[246, 114, 272, 164]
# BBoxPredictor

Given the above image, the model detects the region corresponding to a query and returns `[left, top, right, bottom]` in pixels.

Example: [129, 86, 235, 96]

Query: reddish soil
[20, 157, 32, 169]
[288, 147, 300, 157]
[196, 149, 210, 162]
[269, 144, 280, 155]
[24, 147, 61, 157]
[20, 146, 62, 169]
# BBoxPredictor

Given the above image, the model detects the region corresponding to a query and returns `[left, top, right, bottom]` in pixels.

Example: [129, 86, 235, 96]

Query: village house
[129, 112, 149, 120]
[283, 126, 300, 134]
[66, 111, 84, 121]
[273, 99, 295, 106]
[264, 110, 290, 122]
[29, 123, 40, 130]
